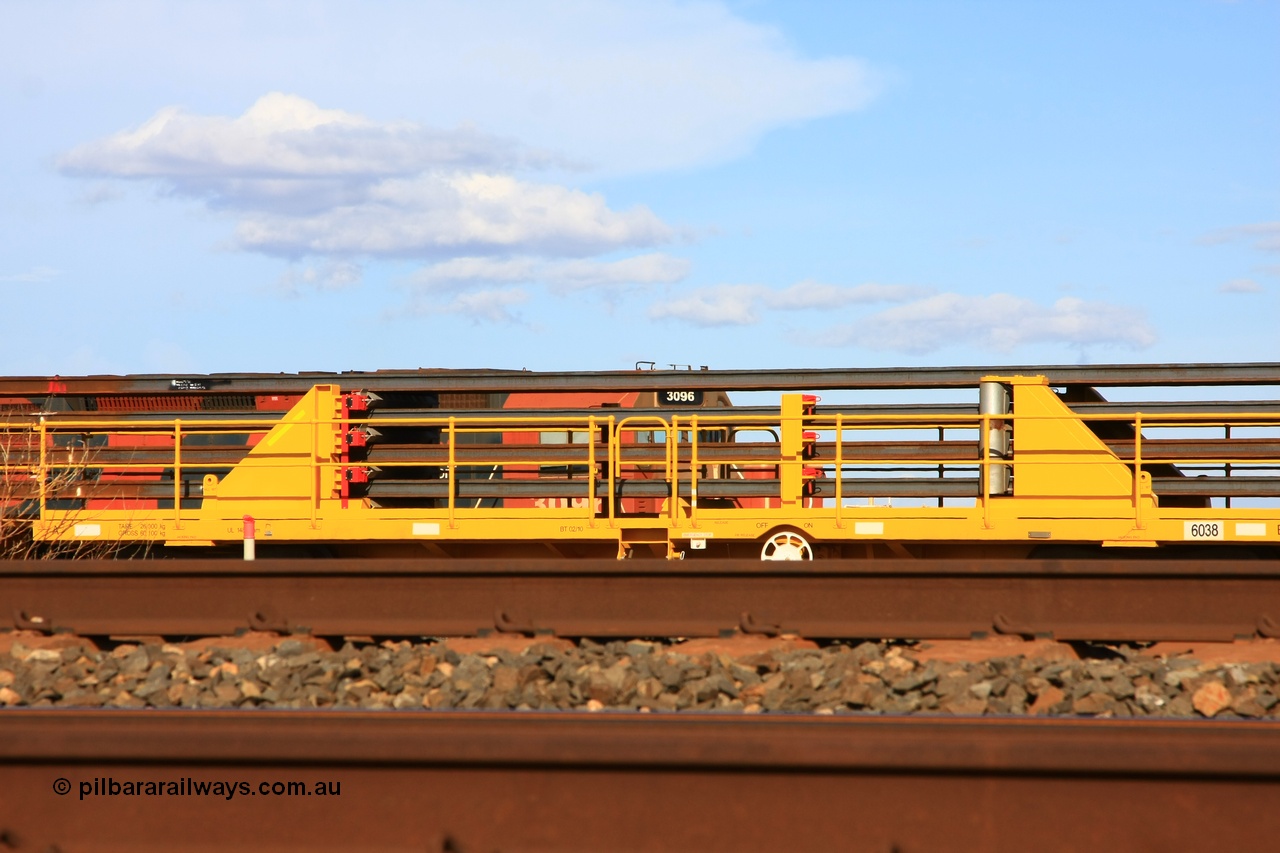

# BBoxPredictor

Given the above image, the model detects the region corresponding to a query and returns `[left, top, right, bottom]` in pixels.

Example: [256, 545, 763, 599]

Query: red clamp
[343, 391, 374, 413]
[344, 426, 373, 448]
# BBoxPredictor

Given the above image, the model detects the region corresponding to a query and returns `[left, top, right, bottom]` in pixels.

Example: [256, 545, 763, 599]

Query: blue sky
[1, 0, 1276, 377]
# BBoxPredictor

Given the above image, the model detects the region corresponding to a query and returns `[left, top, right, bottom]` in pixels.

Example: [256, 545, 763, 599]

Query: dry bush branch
[1, 414, 147, 560]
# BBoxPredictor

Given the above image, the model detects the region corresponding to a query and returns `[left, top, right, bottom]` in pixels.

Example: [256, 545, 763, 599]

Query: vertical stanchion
[38, 418, 47, 518]
[690, 415, 699, 527]
[667, 416, 678, 524]
[607, 416, 617, 527]
[173, 419, 183, 528]
[587, 416, 597, 527]
[1225, 423, 1232, 509]
[980, 413, 991, 529]
[937, 427, 945, 507]
[1133, 413, 1143, 529]
[835, 415, 844, 528]
[447, 417, 457, 529]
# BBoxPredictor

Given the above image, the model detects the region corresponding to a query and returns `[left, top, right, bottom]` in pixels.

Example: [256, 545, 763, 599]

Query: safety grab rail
[15, 404, 1280, 535]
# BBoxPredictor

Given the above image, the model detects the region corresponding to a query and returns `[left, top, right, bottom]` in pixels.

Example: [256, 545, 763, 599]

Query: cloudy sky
[1, 0, 1276, 376]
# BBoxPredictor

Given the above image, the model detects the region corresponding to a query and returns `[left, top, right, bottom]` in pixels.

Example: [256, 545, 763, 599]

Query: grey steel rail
[3, 558, 1279, 641]
[6, 361, 1280, 395]
[4, 711, 1280, 852]
[16, 400, 1280, 428]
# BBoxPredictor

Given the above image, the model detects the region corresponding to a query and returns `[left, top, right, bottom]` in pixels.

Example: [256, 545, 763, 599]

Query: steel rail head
[6, 361, 1280, 395]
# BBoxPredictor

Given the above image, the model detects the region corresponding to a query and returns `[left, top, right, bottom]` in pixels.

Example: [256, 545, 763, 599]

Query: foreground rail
[4, 558, 1280, 641]
[1, 711, 1278, 851]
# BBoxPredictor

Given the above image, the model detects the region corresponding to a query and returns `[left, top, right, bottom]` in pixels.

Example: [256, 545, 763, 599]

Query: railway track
[1, 710, 1278, 851]
[4, 557, 1280, 641]
[5, 362, 1278, 851]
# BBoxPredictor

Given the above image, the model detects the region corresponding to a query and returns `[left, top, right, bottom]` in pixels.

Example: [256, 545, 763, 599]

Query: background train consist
[2, 363, 1279, 559]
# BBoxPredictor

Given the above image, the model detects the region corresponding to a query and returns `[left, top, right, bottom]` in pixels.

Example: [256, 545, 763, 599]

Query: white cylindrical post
[979, 381, 1012, 496]
[243, 515, 256, 561]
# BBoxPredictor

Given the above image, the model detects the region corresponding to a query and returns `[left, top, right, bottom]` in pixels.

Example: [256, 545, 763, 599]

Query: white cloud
[57, 93, 549, 219]
[412, 253, 690, 293]
[546, 254, 692, 293]
[1219, 278, 1263, 294]
[403, 286, 531, 325]
[276, 260, 362, 296]
[768, 280, 932, 310]
[647, 281, 927, 326]
[60, 95, 674, 260]
[234, 172, 672, 257]
[60, 93, 538, 193]
[815, 293, 1155, 353]
[1200, 222, 1280, 252]
[0, 266, 60, 283]
[79, 184, 124, 205]
[31, 1, 880, 176]
[649, 284, 767, 326]
[49, 4, 883, 318]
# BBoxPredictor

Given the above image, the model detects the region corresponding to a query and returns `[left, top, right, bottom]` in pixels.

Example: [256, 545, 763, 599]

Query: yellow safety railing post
[1133, 413, 1143, 529]
[37, 418, 47, 518]
[587, 415, 597, 526]
[447, 417, 457, 529]
[690, 415, 699, 527]
[937, 427, 945, 508]
[1224, 423, 1232, 509]
[778, 394, 803, 507]
[174, 419, 183, 528]
[980, 412, 991, 529]
[835, 414, 844, 528]
[668, 416, 678, 524]
[607, 415, 616, 527]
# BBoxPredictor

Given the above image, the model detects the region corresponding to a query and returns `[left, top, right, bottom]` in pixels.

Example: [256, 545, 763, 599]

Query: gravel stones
[3, 632, 1280, 717]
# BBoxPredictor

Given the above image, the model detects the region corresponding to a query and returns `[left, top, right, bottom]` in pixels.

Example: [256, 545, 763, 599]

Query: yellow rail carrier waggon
[10, 374, 1280, 559]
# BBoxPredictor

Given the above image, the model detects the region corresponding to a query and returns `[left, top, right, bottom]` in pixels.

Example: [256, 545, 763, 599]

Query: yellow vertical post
[937, 428, 945, 507]
[173, 420, 183, 528]
[587, 416, 597, 527]
[779, 394, 803, 506]
[667, 416, 678, 524]
[607, 415, 616, 527]
[447, 417, 457, 529]
[1225, 423, 1232, 509]
[37, 418, 47, 518]
[835, 414, 844, 528]
[1133, 413, 1143, 529]
[689, 415, 699, 527]
[980, 412, 991, 529]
